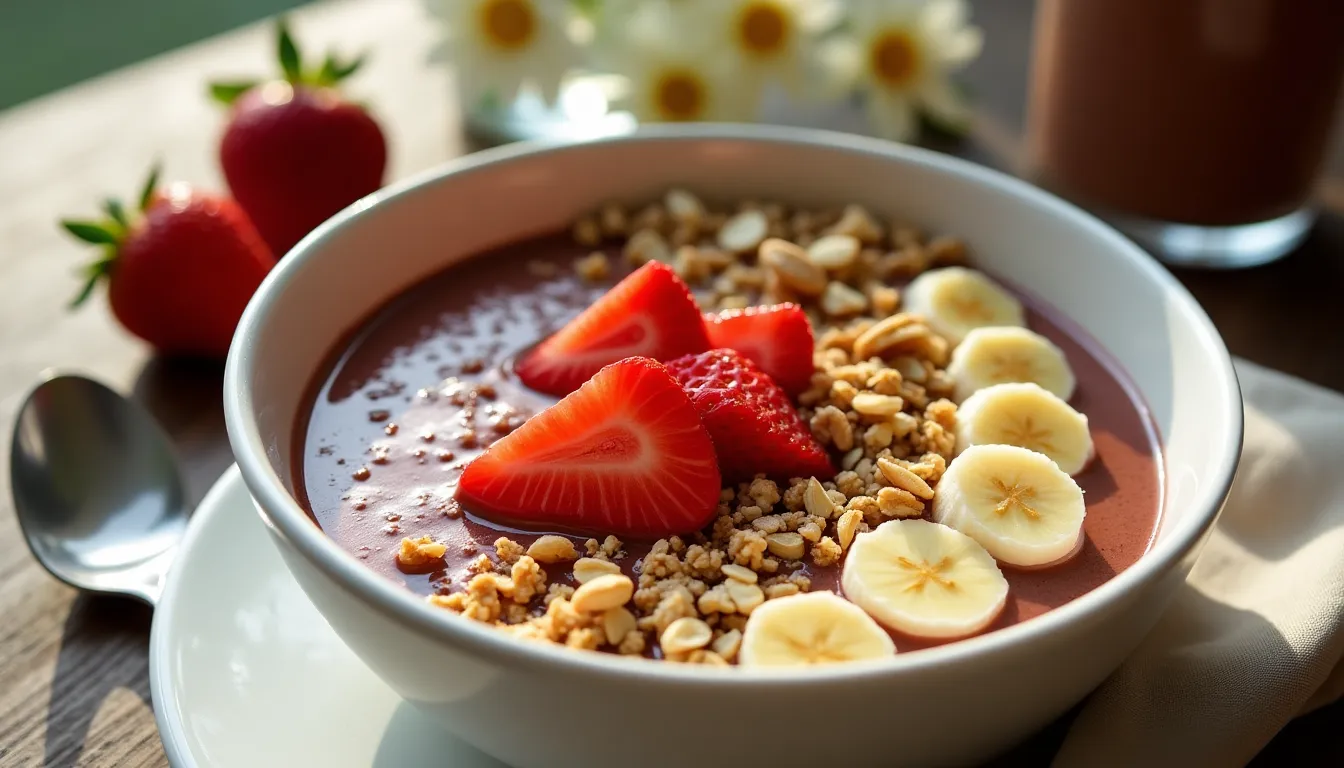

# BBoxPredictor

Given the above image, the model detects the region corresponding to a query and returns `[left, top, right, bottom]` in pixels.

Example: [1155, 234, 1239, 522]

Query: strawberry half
[703, 303, 815, 396]
[456, 357, 721, 538]
[515, 262, 710, 397]
[667, 349, 834, 484]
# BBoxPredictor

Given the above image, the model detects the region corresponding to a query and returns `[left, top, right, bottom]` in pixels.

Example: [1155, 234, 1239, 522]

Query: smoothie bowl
[223, 125, 1240, 768]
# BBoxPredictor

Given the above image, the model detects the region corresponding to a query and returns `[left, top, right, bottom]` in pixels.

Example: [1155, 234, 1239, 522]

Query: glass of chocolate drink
[1026, 0, 1344, 268]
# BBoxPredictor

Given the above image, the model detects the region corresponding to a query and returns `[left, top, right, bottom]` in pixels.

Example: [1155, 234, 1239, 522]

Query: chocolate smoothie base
[294, 233, 1163, 653]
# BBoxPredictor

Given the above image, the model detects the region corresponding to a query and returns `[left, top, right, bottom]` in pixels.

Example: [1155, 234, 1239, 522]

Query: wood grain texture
[0, 0, 1340, 766]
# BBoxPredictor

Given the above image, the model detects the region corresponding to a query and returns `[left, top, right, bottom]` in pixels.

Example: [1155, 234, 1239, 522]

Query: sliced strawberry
[667, 349, 834, 484]
[457, 357, 721, 538]
[515, 261, 710, 396]
[703, 303, 814, 396]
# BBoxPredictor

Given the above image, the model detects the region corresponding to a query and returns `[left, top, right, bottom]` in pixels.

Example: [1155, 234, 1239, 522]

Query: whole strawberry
[61, 167, 276, 359]
[211, 19, 386, 257]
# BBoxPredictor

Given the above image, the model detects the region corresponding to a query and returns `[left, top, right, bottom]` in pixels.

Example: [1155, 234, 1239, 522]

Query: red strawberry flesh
[666, 349, 834, 484]
[515, 261, 710, 396]
[703, 303, 815, 396]
[456, 357, 721, 538]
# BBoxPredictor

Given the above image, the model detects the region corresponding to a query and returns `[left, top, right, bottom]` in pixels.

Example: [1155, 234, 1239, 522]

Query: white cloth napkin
[1055, 359, 1344, 767]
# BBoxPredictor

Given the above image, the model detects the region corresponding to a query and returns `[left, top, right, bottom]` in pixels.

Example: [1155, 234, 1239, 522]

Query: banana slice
[842, 519, 1008, 639]
[738, 592, 895, 667]
[901, 267, 1025, 344]
[932, 444, 1086, 567]
[955, 382, 1093, 475]
[947, 326, 1077, 402]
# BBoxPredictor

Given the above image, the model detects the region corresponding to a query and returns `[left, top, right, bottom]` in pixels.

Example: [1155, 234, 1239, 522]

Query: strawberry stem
[104, 198, 129, 230]
[69, 258, 113, 309]
[277, 18, 303, 83]
[139, 164, 160, 212]
[209, 80, 261, 106]
[61, 220, 119, 245]
[208, 17, 366, 104]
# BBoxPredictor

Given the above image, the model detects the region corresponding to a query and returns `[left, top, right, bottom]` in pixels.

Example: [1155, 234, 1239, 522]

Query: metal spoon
[10, 373, 188, 606]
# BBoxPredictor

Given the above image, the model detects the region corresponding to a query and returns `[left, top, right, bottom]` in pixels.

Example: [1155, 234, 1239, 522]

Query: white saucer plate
[149, 465, 508, 767]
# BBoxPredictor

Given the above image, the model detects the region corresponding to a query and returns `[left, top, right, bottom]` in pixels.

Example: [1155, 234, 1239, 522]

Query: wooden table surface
[0, 1, 1340, 765]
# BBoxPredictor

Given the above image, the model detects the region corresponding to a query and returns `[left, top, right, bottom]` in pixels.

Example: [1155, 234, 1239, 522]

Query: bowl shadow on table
[43, 596, 154, 767]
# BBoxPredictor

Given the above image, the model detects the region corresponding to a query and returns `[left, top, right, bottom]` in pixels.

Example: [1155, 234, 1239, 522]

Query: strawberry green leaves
[277, 19, 303, 82]
[60, 164, 162, 307]
[209, 17, 368, 105]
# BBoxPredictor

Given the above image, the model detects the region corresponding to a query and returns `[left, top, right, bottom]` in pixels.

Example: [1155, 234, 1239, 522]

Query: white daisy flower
[686, 0, 839, 97]
[823, 0, 983, 141]
[598, 2, 756, 123]
[425, 0, 582, 106]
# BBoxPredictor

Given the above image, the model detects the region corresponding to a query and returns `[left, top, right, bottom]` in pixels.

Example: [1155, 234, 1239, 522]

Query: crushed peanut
[573, 557, 622, 583]
[527, 535, 579, 564]
[396, 536, 446, 568]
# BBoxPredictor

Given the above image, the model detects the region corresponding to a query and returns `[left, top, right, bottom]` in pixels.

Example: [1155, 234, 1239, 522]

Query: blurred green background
[0, 0, 306, 110]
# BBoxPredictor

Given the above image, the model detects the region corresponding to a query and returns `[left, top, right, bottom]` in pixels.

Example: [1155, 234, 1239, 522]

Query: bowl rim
[223, 123, 1243, 685]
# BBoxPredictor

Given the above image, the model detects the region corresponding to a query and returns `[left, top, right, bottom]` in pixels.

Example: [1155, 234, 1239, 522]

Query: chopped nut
[797, 520, 823, 542]
[841, 446, 865, 471]
[807, 234, 861, 270]
[877, 457, 936, 499]
[573, 557, 622, 583]
[852, 392, 905, 417]
[572, 216, 602, 246]
[811, 536, 843, 567]
[821, 281, 869, 316]
[852, 314, 926, 361]
[718, 294, 750, 310]
[759, 238, 826, 295]
[765, 532, 805, 560]
[510, 556, 547, 603]
[721, 563, 759, 584]
[527, 535, 579, 564]
[725, 579, 766, 615]
[712, 629, 743, 662]
[601, 607, 637, 646]
[665, 188, 706, 228]
[686, 649, 730, 666]
[571, 573, 635, 613]
[396, 536, 446, 568]
[804, 477, 838, 519]
[623, 228, 671, 265]
[574, 251, 611, 282]
[697, 584, 737, 615]
[717, 210, 769, 253]
[494, 537, 524, 564]
[837, 509, 863, 550]
[926, 235, 967, 265]
[826, 204, 883, 243]
[599, 203, 628, 236]
[810, 405, 854, 451]
[867, 283, 901, 316]
[877, 486, 924, 517]
[673, 245, 710, 283]
[763, 582, 801, 599]
[661, 617, 713, 655]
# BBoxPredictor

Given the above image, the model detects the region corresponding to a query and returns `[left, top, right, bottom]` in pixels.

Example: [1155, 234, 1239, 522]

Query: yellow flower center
[735, 1, 790, 58]
[870, 30, 921, 88]
[653, 70, 707, 121]
[479, 0, 536, 50]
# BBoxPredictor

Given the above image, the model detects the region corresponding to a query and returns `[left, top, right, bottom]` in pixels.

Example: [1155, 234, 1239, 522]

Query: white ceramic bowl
[223, 125, 1241, 768]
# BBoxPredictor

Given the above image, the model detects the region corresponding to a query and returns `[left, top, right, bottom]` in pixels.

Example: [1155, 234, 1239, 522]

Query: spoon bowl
[10, 373, 188, 605]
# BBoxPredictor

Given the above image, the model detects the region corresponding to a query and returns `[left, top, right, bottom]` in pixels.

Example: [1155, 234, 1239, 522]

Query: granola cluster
[427, 190, 968, 663]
